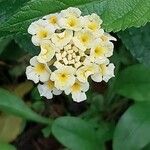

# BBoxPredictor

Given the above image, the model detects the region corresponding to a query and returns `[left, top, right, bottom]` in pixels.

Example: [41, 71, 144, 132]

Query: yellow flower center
[67, 17, 77, 27]
[94, 46, 106, 57]
[71, 82, 81, 92]
[80, 33, 90, 44]
[35, 64, 46, 74]
[100, 64, 107, 75]
[88, 22, 98, 31]
[47, 80, 54, 89]
[38, 29, 48, 39]
[49, 16, 57, 24]
[101, 35, 108, 42]
[58, 73, 69, 84]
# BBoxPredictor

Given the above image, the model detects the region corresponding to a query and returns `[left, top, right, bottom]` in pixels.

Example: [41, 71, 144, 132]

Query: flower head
[26, 7, 116, 102]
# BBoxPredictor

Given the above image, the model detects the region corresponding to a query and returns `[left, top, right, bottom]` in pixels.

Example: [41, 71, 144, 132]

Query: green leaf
[142, 143, 150, 150]
[0, 88, 51, 124]
[52, 116, 103, 150]
[42, 125, 52, 138]
[0, 0, 30, 24]
[0, 37, 12, 55]
[102, 0, 150, 32]
[15, 34, 40, 55]
[115, 64, 150, 101]
[118, 23, 150, 66]
[113, 102, 150, 150]
[0, 0, 150, 37]
[0, 143, 16, 150]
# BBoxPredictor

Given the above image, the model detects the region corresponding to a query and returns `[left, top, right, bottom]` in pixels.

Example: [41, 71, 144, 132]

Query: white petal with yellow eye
[50, 66, 75, 90]
[58, 16, 83, 31]
[43, 13, 61, 29]
[28, 19, 55, 46]
[37, 41, 56, 63]
[26, 56, 50, 83]
[73, 29, 94, 51]
[51, 30, 73, 49]
[84, 13, 102, 32]
[76, 64, 98, 82]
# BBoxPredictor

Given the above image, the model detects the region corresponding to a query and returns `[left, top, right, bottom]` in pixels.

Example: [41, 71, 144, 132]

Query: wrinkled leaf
[52, 116, 103, 150]
[113, 102, 150, 150]
[115, 64, 150, 101]
[0, 0, 150, 37]
[118, 23, 150, 66]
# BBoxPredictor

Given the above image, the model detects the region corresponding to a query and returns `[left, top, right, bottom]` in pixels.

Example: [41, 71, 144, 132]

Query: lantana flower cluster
[26, 7, 116, 102]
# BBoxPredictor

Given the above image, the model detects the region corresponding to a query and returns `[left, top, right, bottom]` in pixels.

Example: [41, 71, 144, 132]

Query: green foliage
[115, 64, 150, 101]
[113, 102, 150, 150]
[15, 34, 40, 55]
[0, 143, 16, 150]
[52, 116, 104, 150]
[0, 0, 150, 38]
[0, 88, 51, 124]
[118, 23, 150, 65]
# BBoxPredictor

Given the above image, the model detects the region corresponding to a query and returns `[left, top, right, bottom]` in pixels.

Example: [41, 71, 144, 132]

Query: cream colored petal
[81, 82, 89, 92]
[52, 88, 62, 95]
[28, 21, 39, 35]
[64, 88, 71, 95]
[103, 63, 115, 82]
[39, 71, 50, 82]
[60, 7, 81, 18]
[31, 36, 40, 46]
[91, 73, 102, 82]
[26, 66, 39, 83]
[37, 41, 56, 63]
[72, 92, 87, 102]
[37, 84, 53, 99]
[30, 56, 38, 66]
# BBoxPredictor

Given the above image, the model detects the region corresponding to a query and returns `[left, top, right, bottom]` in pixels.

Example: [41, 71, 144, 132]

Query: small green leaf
[42, 125, 52, 138]
[52, 116, 103, 150]
[118, 23, 150, 66]
[115, 64, 150, 101]
[113, 102, 150, 150]
[0, 143, 16, 150]
[0, 88, 51, 124]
